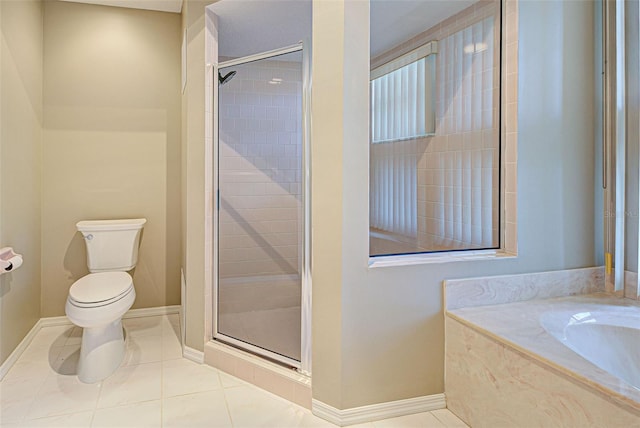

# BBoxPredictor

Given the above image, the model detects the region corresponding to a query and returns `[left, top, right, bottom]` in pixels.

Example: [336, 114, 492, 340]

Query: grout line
[89, 379, 104, 427]
[220, 375, 236, 428]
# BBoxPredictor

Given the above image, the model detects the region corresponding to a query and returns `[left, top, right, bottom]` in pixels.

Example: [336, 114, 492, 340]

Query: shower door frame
[212, 42, 312, 373]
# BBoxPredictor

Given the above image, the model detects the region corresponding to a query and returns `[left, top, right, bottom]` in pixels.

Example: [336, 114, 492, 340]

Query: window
[370, 0, 502, 257]
[371, 43, 437, 143]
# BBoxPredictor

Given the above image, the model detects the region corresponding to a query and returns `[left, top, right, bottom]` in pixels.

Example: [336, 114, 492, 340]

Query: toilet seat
[69, 272, 133, 308]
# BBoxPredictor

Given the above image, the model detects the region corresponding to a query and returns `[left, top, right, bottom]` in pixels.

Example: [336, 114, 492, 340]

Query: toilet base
[77, 320, 126, 383]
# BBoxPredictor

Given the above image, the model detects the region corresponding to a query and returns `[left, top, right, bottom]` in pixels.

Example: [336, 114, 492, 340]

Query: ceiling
[371, 0, 475, 56]
[211, 0, 312, 59]
[210, 0, 476, 59]
[59, 0, 183, 14]
[61, 0, 477, 58]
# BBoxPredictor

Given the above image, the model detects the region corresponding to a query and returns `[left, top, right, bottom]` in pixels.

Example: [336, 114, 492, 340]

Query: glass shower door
[215, 48, 304, 365]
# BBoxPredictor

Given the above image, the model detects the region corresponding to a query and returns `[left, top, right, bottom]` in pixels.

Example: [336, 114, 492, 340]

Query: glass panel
[369, 0, 501, 256]
[217, 51, 303, 362]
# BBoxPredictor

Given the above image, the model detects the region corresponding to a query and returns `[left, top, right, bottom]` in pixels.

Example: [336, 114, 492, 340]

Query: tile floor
[0, 314, 468, 428]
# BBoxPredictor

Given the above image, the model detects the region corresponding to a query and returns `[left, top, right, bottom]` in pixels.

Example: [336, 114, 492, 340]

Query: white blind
[371, 55, 435, 143]
[370, 142, 417, 237]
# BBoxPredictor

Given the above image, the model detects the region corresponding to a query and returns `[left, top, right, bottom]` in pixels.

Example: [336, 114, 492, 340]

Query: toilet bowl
[65, 272, 136, 383]
[65, 218, 145, 383]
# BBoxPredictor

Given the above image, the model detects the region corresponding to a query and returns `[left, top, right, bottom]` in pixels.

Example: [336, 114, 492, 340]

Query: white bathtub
[541, 306, 640, 391]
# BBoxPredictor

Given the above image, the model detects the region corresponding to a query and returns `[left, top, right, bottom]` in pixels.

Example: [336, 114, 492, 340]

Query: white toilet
[65, 218, 146, 383]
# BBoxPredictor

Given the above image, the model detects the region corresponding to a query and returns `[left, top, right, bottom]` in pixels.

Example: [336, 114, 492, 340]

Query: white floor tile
[218, 371, 247, 389]
[162, 390, 232, 427]
[224, 384, 320, 428]
[0, 376, 45, 424]
[277, 407, 338, 428]
[0, 314, 466, 428]
[28, 326, 74, 350]
[97, 362, 161, 409]
[161, 333, 183, 361]
[91, 400, 161, 427]
[12, 411, 93, 427]
[50, 344, 81, 376]
[123, 316, 163, 338]
[122, 334, 163, 366]
[371, 411, 446, 428]
[4, 345, 62, 382]
[64, 327, 83, 346]
[162, 358, 221, 398]
[161, 315, 181, 337]
[25, 375, 101, 420]
[430, 409, 468, 427]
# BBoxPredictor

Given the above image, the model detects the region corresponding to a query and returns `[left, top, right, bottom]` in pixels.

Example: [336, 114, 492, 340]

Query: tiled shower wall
[218, 59, 302, 280]
[371, 1, 501, 251]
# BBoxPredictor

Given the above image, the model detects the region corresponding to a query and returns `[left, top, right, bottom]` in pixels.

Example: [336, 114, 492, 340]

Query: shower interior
[214, 46, 308, 368]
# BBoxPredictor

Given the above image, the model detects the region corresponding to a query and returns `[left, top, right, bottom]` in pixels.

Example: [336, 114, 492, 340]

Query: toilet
[65, 218, 146, 383]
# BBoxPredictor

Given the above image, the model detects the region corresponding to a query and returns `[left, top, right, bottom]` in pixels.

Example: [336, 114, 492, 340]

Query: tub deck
[446, 292, 640, 412]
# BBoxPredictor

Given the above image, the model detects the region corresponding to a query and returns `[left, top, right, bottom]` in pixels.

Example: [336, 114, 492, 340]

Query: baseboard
[124, 305, 181, 319]
[39, 316, 73, 327]
[180, 269, 186, 347]
[0, 305, 181, 381]
[0, 319, 43, 381]
[183, 346, 205, 364]
[311, 394, 446, 426]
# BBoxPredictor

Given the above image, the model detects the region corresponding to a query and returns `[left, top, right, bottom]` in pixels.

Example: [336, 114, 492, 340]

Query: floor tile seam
[95, 395, 162, 411]
[22, 394, 98, 424]
[96, 361, 163, 409]
[430, 409, 463, 428]
[161, 382, 225, 400]
[218, 375, 236, 428]
[21, 371, 58, 423]
[88, 374, 105, 427]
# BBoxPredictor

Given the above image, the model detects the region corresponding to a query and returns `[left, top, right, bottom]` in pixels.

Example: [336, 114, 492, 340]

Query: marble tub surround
[445, 316, 640, 428]
[446, 293, 640, 412]
[444, 266, 604, 310]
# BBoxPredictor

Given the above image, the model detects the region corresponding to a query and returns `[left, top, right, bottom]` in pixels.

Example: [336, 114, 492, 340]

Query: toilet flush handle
[85, 234, 94, 241]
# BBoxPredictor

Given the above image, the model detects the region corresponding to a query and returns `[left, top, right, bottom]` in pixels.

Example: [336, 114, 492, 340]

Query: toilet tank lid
[76, 218, 146, 232]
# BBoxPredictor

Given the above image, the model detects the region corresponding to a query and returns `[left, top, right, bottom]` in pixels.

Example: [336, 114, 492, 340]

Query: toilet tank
[77, 218, 146, 273]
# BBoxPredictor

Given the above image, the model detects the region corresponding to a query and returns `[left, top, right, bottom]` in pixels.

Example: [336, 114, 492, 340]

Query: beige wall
[0, 0, 43, 365]
[312, 0, 596, 409]
[182, 0, 209, 351]
[41, 1, 182, 317]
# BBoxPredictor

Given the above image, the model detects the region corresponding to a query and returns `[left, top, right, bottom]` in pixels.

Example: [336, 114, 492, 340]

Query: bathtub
[445, 289, 640, 426]
[541, 306, 640, 390]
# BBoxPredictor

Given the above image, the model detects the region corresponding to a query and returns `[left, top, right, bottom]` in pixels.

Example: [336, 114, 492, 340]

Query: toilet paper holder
[0, 247, 23, 274]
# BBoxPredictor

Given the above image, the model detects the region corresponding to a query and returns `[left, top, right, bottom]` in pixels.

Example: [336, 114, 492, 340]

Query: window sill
[368, 249, 516, 268]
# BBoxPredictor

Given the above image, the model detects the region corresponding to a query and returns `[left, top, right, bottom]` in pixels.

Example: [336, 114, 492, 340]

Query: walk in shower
[213, 43, 311, 371]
